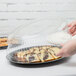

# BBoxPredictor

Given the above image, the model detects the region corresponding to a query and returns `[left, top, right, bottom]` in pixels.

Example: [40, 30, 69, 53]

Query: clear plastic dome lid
[6, 17, 74, 65]
[7, 17, 66, 50]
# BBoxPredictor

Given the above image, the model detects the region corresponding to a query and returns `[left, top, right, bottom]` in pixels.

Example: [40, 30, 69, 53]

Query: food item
[48, 47, 60, 59]
[14, 51, 28, 62]
[0, 37, 8, 48]
[27, 53, 40, 63]
[0, 38, 7, 42]
[48, 31, 72, 44]
[0, 42, 8, 47]
[8, 38, 19, 44]
[14, 46, 61, 63]
[38, 49, 54, 62]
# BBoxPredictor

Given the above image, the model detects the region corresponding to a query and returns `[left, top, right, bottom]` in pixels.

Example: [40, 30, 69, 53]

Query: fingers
[67, 24, 72, 27]
[63, 23, 73, 30]
[69, 26, 76, 34]
[59, 44, 66, 56]
[56, 48, 71, 57]
[63, 21, 76, 36]
[56, 50, 69, 57]
[72, 31, 76, 36]
[56, 50, 64, 57]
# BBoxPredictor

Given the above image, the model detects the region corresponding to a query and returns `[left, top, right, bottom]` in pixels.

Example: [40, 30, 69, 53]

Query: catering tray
[6, 45, 64, 64]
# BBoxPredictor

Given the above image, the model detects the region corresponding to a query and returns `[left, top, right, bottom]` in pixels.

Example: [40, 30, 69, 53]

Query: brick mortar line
[0, 2, 68, 4]
[0, 10, 76, 12]
[0, 18, 76, 21]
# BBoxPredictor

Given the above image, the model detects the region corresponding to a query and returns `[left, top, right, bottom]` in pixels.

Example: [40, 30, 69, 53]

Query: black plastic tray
[6, 45, 64, 64]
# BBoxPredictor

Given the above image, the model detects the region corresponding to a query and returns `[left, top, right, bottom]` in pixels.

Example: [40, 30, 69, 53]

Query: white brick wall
[0, 0, 76, 35]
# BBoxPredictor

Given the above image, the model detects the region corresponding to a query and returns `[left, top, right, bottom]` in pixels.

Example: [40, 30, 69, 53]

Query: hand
[56, 39, 76, 57]
[63, 20, 76, 36]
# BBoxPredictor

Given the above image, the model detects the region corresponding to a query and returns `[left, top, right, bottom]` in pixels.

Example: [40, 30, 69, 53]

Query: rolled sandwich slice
[38, 49, 54, 62]
[27, 53, 40, 63]
[33, 47, 41, 54]
[41, 46, 51, 50]
[15, 51, 28, 62]
[48, 47, 61, 59]
[29, 47, 40, 54]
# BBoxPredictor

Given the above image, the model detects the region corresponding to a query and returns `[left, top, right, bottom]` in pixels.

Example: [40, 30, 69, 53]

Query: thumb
[56, 51, 64, 57]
